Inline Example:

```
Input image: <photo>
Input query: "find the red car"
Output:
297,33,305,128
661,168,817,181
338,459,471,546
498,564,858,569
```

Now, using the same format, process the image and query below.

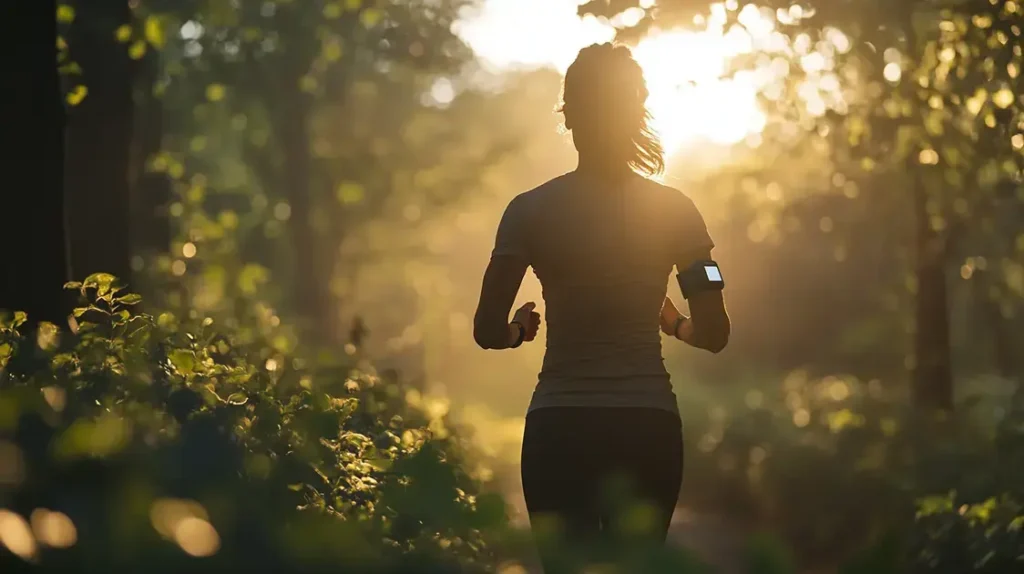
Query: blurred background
2,0,1023,572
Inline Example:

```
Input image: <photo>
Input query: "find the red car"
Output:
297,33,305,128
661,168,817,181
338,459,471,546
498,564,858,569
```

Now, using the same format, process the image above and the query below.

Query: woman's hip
520,406,683,483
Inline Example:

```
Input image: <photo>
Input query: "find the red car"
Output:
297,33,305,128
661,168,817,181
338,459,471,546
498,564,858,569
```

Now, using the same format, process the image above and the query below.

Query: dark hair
559,42,665,177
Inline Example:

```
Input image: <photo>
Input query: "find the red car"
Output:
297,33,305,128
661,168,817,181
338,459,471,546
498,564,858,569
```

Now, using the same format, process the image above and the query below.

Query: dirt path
504,490,749,573
666,508,749,574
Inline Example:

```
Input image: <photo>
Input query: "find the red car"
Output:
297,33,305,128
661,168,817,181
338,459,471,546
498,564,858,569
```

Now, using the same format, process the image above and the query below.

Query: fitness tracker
509,321,526,348
677,260,725,300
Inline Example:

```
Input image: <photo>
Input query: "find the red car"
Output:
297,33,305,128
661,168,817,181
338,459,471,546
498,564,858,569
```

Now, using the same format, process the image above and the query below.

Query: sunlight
632,24,767,153
458,1,772,157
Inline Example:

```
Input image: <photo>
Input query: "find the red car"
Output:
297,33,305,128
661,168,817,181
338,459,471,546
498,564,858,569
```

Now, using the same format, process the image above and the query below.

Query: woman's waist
540,344,667,377
534,373,673,394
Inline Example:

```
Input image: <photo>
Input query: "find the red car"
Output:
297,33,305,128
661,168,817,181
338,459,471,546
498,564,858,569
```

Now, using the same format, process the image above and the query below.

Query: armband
677,260,725,300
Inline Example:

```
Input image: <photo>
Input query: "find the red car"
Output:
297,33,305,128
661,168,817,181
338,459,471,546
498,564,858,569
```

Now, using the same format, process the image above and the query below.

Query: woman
473,43,731,570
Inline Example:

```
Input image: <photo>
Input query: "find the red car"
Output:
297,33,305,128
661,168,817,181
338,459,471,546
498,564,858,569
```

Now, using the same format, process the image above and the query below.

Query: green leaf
117,293,143,306
56,5,75,23
128,40,147,60
368,457,392,472
237,264,269,295
83,273,117,296
168,349,196,375
114,24,132,43
66,85,88,106
144,15,166,49
206,83,226,102
359,8,382,27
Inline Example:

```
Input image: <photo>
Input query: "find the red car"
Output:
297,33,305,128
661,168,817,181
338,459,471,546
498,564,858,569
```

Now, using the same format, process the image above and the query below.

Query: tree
62,0,139,288
0,0,70,326
131,0,497,344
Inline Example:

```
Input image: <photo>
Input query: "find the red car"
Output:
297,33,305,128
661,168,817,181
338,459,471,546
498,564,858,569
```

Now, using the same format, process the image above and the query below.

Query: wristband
509,321,526,348
673,316,687,340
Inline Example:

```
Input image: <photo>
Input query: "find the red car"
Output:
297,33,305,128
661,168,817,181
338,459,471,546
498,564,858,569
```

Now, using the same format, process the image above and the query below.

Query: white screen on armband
704,265,722,282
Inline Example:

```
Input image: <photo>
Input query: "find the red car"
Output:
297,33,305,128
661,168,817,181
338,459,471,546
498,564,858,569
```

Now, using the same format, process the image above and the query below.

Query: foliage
909,493,1024,573
676,371,1024,570
116,0,520,339
0,276,508,572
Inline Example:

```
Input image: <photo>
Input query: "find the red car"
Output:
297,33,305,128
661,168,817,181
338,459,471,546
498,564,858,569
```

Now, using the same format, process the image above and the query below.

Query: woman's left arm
473,256,529,350
474,195,538,350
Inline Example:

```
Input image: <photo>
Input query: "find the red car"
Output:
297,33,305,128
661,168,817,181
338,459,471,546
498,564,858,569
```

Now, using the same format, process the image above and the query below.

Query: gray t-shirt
492,172,715,415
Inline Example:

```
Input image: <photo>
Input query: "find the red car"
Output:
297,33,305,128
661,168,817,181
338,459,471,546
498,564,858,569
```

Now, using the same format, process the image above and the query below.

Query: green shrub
677,371,1024,570
907,493,1024,573
0,275,508,573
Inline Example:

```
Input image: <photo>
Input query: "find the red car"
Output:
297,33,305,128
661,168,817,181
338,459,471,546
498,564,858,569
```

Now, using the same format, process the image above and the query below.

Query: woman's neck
573,155,634,186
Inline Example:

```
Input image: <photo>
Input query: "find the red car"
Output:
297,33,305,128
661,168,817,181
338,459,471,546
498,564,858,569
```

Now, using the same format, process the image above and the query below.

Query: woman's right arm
662,252,730,353
664,192,731,353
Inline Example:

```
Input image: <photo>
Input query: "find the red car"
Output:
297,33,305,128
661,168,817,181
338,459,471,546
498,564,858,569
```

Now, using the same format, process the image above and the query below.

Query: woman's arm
664,191,730,353
473,256,538,349
476,194,541,349
655,294,729,349
662,249,731,353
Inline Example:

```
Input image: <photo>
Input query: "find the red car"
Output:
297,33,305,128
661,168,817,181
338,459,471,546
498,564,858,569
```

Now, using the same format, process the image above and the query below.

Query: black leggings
520,407,683,571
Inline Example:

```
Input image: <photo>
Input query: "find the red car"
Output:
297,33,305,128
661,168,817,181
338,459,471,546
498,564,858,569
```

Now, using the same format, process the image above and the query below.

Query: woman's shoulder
523,173,572,197
506,173,572,209
635,177,702,213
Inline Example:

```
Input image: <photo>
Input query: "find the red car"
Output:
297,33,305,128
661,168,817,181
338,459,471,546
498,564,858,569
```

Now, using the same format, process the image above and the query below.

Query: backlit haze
456,0,771,157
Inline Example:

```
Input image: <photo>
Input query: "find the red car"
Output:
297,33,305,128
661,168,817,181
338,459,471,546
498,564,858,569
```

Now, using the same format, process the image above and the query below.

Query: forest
1,0,1022,572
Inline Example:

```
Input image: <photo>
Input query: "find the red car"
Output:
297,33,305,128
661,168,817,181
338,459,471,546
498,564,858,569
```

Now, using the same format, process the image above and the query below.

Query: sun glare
460,1,849,161
459,1,770,157
631,20,767,154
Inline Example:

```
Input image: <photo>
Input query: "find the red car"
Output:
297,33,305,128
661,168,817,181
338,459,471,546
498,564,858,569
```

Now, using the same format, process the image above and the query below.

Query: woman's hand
512,301,541,342
660,297,695,343
660,297,682,337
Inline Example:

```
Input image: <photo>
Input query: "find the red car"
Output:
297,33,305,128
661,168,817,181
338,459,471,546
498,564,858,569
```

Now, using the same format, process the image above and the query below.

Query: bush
677,371,1024,571
0,275,508,573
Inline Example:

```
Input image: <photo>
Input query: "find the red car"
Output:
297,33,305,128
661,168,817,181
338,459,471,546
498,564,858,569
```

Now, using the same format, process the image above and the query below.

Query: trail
504,492,750,574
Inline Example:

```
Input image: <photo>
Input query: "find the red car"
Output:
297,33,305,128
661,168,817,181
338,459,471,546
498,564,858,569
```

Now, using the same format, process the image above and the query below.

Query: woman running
473,42,731,572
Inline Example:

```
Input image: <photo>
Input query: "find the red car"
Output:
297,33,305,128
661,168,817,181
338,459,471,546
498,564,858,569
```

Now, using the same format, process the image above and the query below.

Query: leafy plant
0,277,508,572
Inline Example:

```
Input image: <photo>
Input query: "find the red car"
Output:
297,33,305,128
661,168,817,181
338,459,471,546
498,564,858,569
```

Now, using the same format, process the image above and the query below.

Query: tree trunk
910,175,954,411
64,0,136,288
0,0,71,326
276,94,334,342
973,269,1023,384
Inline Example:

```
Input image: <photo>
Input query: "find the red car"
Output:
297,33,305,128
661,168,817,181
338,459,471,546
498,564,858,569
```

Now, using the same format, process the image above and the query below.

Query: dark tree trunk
910,175,954,411
271,5,336,343
0,0,71,326
64,0,136,287
973,268,1023,384
276,94,334,341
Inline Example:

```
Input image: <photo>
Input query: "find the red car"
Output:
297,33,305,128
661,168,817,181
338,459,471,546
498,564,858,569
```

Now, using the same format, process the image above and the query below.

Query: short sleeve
491,196,531,263
673,192,715,261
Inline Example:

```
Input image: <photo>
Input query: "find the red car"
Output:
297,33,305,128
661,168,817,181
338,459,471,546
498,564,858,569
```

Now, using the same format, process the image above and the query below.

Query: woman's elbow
473,329,492,350
473,320,500,350
697,320,730,354
704,332,729,354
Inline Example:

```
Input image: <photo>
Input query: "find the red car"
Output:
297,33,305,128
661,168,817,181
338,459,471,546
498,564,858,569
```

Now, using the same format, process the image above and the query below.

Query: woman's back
493,171,714,413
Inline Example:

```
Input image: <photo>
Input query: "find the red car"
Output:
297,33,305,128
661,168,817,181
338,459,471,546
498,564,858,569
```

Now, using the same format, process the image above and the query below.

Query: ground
504,490,750,574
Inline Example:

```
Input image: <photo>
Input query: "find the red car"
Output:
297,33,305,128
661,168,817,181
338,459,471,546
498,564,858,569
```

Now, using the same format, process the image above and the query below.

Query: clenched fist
512,301,541,342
